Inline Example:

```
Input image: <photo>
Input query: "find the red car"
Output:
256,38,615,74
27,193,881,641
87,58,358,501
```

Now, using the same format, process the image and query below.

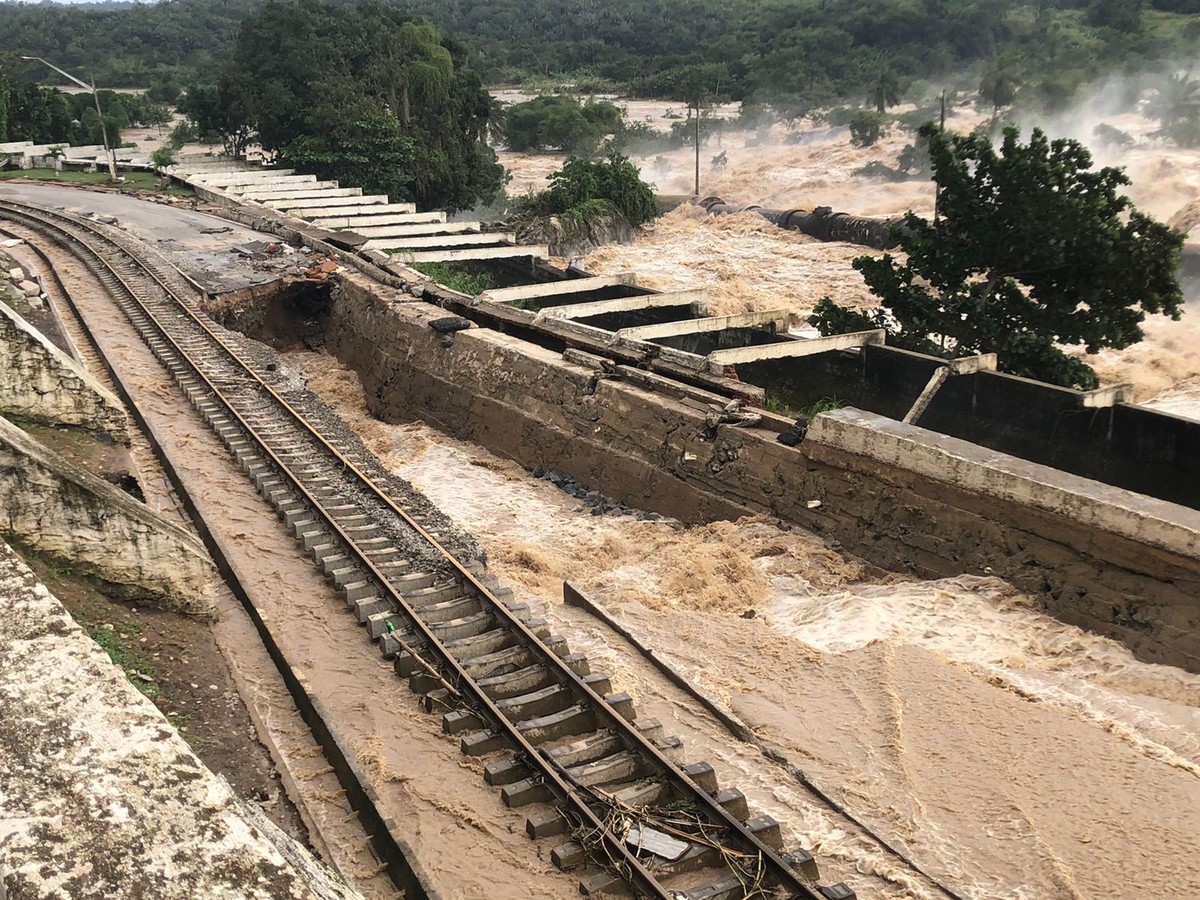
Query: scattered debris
531,467,670,521
200,226,233,235
776,416,809,447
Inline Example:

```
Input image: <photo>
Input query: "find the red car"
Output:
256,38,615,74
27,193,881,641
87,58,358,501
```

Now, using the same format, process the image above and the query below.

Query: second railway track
0,198,855,900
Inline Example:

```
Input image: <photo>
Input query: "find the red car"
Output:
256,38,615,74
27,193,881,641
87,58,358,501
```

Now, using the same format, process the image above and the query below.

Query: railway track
0,198,854,900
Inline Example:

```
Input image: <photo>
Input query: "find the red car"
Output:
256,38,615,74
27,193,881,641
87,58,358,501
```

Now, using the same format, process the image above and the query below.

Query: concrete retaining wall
325,273,1200,671
0,416,217,616
0,299,128,438
738,340,1200,512
0,539,351,900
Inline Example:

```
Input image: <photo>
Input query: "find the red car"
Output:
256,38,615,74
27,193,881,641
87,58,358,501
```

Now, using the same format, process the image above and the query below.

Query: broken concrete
0,416,217,616
0,539,360,900
0,299,129,439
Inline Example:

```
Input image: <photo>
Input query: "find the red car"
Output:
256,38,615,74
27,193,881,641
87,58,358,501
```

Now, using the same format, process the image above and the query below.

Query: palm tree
871,67,901,115
1150,71,1200,131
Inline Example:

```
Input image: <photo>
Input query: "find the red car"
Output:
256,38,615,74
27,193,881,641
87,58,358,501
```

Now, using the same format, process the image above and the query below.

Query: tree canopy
503,95,624,155
186,0,503,211
811,124,1184,390
3,0,1199,113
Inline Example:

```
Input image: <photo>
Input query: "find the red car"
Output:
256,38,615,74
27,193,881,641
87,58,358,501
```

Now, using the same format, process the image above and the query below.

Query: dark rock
429,316,472,335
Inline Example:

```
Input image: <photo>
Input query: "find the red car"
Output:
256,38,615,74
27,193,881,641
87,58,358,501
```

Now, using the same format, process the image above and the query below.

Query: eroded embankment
304,271,1200,673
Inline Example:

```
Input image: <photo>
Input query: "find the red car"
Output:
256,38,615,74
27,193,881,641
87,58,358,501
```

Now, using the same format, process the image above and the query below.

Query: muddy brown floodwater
499,99,1200,417
286,349,1200,900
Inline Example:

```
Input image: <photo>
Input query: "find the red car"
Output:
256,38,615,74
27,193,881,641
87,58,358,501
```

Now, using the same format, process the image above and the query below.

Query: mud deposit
287,349,1200,899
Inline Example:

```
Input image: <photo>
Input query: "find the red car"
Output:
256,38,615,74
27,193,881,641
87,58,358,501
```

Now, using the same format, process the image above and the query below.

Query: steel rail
0,199,822,899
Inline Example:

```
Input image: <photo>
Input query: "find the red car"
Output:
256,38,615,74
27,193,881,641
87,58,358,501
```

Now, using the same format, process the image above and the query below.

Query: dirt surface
0,181,290,293
287,347,1200,900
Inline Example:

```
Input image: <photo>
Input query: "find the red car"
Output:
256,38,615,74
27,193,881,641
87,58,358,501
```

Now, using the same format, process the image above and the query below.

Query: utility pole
21,56,119,183
694,104,700,197
934,89,946,222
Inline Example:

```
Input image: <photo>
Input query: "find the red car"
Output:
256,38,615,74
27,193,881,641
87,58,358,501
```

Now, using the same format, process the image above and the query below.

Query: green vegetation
811,124,1184,390
515,153,659,229
179,0,503,211
410,262,495,296
0,75,170,148
848,110,886,148
503,94,623,155
0,167,192,196
3,0,1200,114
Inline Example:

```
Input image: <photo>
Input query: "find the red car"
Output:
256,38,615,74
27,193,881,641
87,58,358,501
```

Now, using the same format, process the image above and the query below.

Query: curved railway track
0,198,854,900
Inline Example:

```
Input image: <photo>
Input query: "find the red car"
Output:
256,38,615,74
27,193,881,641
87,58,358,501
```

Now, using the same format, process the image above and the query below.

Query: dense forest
1,0,1199,110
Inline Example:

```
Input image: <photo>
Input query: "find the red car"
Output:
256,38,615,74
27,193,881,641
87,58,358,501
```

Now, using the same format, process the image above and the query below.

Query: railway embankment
0,297,129,438
0,538,357,900
0,414,218,616
325,271,1200,672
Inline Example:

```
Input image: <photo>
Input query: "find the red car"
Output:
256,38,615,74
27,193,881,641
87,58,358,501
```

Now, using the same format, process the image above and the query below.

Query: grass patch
763,393,845,419
410,261,496,296
0,167,193,196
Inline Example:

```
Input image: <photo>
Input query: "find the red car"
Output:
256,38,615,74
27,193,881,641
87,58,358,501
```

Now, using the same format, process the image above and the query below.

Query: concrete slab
380,233,516,250
301,206,435,223
0,299,128,437
394,245,548,264
536,289,707,320
194,169,299,185
809,407,1200,558
62,145,106,158
360,225,483,249
308,208,423,228
0,416,217,614
618,309,789,342
269,195,388,210
199,176,319,191
239,187,363,202
704,328,887,369
0,141,34,153
476,274,637,305
0,540,355,900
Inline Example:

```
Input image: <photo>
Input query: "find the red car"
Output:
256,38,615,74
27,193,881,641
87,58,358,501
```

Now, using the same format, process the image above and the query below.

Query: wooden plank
477,274,637,304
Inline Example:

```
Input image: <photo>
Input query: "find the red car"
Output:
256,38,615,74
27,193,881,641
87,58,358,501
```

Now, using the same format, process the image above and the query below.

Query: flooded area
496,96,1200,418
285,349,1200,899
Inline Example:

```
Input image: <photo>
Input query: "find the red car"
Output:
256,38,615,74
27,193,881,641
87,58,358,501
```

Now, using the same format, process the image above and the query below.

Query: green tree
207,0,502,211
979,59,1019,118
518,152,659,229
811,124,1184,389
849,110,885,147
503,95,623,155
868,65,901,114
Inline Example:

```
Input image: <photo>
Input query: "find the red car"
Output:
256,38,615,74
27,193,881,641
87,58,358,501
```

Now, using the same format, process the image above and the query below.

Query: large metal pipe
695,196,904,250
